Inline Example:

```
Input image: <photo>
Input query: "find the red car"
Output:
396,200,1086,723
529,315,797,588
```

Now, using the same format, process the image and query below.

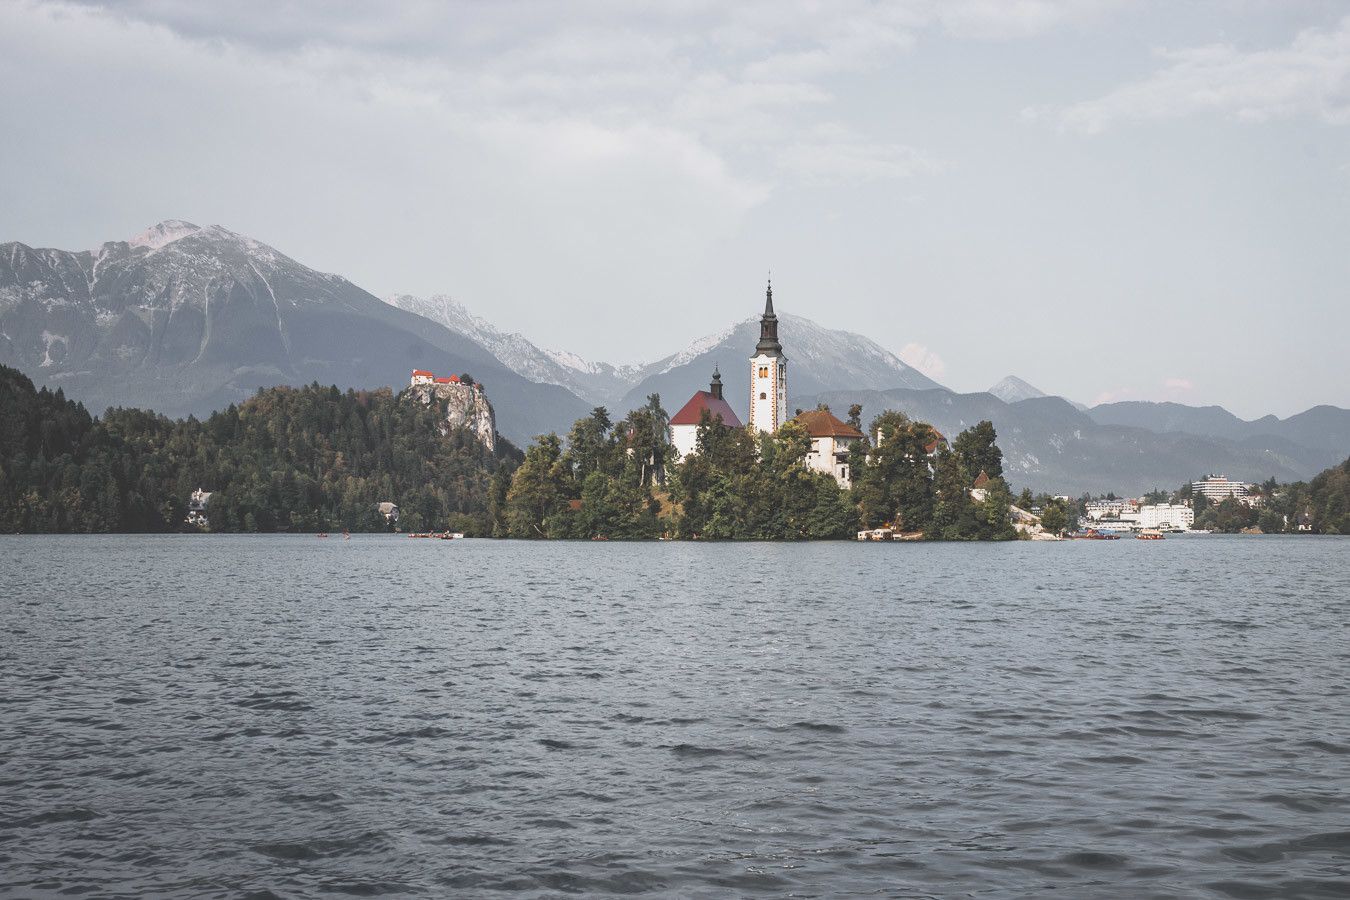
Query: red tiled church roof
793,409,863,439
412,369,434,377
670,391,743,428
973,469,991,488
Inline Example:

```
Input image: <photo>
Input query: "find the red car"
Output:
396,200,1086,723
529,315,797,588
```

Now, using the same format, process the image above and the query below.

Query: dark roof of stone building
794,409,863,439
670,391,743,428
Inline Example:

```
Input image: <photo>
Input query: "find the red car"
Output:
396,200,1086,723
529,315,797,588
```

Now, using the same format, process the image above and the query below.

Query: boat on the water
1070,528,1121,540
1136,529,1164,540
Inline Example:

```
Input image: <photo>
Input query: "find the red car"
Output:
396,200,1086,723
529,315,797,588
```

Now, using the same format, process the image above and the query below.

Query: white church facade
668,368,743,460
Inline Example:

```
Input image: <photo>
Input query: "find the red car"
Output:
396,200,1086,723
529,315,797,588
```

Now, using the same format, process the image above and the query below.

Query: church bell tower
748,279,787,434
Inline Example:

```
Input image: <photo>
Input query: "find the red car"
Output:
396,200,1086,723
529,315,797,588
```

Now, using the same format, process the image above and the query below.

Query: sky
1,0,1347,418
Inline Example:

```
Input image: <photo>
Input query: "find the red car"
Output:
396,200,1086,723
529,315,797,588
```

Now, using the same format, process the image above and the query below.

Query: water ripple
0,533,1347,897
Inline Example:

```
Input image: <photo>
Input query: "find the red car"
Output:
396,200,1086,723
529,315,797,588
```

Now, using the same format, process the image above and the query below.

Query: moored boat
1069,528,1121,540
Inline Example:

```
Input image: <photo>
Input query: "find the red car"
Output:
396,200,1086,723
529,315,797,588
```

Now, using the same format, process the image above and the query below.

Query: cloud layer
2,0,1347,417
1041,16,1350,133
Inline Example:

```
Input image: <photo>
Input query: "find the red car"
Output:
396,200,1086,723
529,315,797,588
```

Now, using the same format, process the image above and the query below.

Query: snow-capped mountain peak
988,375,1047,404
657,319,747,375
127,219,202,250
540,347,641,380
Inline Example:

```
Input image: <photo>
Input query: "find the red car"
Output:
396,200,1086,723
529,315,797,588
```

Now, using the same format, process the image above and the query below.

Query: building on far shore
1192,474,1254,505
668,368,742,460
1085,498,1139,521
186,488,212,529
793,408,864,487
1139,503,1194,531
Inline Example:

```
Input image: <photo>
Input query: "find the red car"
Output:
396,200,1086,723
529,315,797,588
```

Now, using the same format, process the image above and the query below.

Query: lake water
1,535,1347,898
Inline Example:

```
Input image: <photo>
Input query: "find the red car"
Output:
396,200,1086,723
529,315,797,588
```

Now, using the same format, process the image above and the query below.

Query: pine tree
953,420,1003,480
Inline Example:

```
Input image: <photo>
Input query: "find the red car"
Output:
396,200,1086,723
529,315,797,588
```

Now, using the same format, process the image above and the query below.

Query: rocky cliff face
410,381,496,452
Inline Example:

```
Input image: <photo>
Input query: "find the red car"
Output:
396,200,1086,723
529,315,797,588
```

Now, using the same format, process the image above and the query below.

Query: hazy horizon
3,1,1347,418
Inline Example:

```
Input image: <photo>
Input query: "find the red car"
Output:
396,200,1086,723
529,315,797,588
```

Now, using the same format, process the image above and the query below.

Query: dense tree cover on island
501,399,1019,541
0,366,518,534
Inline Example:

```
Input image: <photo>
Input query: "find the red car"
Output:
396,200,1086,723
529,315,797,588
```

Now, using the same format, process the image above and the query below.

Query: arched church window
759,392,767,400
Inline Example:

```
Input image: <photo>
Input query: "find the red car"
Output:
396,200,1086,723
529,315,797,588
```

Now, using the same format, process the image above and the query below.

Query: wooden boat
1136,529,1164,540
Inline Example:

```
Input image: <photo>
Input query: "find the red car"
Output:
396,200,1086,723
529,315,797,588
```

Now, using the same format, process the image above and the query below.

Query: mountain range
386,295,941,413
2,220,1345,492
796,387,1342,496
0,221,589,441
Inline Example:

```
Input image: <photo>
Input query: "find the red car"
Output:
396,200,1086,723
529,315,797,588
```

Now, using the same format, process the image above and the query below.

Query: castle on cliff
408,369,496,452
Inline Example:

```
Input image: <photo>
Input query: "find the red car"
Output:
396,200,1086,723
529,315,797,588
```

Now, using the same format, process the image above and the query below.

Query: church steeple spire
749,275,787,434
756,276,782,356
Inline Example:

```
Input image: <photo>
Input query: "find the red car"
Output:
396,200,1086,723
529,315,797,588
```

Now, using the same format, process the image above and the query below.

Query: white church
668,281,864,486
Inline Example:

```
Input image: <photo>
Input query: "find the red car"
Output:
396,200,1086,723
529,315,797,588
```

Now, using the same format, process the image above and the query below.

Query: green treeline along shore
3,365,1348,538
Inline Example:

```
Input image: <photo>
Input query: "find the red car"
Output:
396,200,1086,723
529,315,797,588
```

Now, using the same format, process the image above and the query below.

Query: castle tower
748,279,787,434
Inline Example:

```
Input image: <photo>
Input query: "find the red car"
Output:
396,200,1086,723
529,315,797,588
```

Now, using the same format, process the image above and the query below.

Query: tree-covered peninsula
0,366,518,534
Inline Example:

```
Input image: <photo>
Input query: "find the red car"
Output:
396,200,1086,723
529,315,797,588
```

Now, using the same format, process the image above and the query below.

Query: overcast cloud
1,0,1346,417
